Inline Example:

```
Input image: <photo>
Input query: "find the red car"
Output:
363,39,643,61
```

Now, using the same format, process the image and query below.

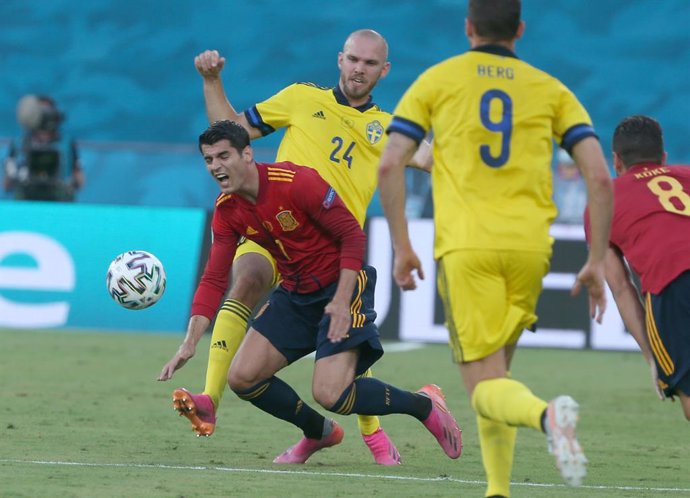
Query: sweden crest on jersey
366,120,384,144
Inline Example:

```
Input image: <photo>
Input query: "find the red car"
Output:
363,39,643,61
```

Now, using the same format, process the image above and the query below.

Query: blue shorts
251,265,383,376
645,270,690,397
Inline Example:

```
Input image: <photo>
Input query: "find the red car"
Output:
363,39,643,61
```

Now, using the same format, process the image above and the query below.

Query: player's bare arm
570,136,614,321
572,137,614,264
195,50,261,139
378,131,425,290
604,246,664,400
325,268,358,343
158,314,211,381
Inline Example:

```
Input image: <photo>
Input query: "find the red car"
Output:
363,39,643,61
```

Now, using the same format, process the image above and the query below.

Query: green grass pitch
1,327,688,497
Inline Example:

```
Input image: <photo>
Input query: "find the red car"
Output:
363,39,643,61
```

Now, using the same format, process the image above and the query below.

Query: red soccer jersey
585,163,690,294
191,161,366,319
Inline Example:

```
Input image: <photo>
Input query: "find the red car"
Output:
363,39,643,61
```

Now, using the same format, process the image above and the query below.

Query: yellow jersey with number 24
246,83,391,227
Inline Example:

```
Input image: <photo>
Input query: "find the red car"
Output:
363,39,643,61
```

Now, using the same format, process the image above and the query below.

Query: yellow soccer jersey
245,83,391,227
388,45,596,259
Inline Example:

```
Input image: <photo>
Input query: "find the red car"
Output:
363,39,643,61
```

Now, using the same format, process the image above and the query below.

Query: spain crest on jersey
366,120,384,144
276,210,299,231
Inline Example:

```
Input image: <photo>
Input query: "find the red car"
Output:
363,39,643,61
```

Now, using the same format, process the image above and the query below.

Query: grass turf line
1,328,688,497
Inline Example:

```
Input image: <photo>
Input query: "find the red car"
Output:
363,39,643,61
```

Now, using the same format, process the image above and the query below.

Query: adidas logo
312,110,326,119
211,340,229,351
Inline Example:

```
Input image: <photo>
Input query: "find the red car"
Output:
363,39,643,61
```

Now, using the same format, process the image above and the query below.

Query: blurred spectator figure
3,95,84,201
553,148,587,224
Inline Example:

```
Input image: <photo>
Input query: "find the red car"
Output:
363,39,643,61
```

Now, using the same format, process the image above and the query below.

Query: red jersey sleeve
293,170,365,272
191,205,239,320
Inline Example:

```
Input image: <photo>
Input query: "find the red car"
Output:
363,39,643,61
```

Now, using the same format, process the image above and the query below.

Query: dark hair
198,120,250,153
612,115,664,168
468,0,521,42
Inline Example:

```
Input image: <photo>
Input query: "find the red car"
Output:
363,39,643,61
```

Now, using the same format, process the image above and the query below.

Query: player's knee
227,365,256,393
312,386,342,411
229,268,272,304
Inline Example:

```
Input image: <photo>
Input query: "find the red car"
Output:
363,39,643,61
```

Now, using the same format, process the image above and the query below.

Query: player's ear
242,144,253,162
612,152,625,175
515,21,525,40
380,61,391,79
662,151,668,165
337,51,344,70
465,18,473,38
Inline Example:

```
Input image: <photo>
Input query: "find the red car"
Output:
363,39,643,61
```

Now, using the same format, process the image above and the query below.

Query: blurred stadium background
0,0,689,342
2,2,690,496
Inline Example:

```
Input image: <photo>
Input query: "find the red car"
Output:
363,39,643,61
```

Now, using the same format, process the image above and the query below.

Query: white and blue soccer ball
106,250,166,310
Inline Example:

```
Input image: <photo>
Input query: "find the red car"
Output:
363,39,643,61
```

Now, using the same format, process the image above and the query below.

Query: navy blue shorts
251,265,383,376
646,270,690,397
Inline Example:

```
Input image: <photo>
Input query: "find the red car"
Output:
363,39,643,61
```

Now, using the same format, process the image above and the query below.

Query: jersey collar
626,162,665,174
470,44,519,59
332,85,376,112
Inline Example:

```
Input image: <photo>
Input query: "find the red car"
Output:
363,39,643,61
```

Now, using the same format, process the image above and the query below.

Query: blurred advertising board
369,218,638,351
0,201,206,333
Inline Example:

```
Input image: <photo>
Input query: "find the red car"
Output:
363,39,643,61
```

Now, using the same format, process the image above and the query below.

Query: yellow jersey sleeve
245,83,302,135
553,83,597,152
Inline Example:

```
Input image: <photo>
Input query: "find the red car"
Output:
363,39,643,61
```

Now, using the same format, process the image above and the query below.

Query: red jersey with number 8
585,163,690,294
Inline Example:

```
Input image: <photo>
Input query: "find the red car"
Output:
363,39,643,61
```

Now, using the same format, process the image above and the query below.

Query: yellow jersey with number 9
388,45,596,259
245,83,391,227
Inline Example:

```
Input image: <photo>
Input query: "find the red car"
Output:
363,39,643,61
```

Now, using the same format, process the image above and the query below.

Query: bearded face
337,33,390,105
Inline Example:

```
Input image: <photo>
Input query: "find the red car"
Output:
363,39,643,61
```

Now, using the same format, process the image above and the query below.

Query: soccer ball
106,250,166,310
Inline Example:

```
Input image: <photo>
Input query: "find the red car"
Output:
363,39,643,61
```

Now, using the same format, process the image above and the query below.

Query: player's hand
194,50,226,78
325,300,351,343
571,259,606,323
157,343,196,381
393,246,424,291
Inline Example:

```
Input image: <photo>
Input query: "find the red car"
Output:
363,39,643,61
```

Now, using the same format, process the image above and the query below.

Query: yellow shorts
235,237,281,287
437,249,550,363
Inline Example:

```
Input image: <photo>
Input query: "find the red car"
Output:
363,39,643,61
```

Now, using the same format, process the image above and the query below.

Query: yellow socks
203,299,251,408
355,368,382,436
471,377,547,432
477,414,516,498
472,378,547,497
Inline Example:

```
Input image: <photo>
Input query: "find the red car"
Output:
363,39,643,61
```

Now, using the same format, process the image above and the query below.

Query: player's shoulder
516,58,570,88
426,51,509,74
264,161,326,203
276,82,332,104
295,81,330,90
284,81,332,94
416,52,502,87
365,103,391,117
433,52,467,68
264,161,301,182
664,164,690,182
215,192,234,208
272,161,325,184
